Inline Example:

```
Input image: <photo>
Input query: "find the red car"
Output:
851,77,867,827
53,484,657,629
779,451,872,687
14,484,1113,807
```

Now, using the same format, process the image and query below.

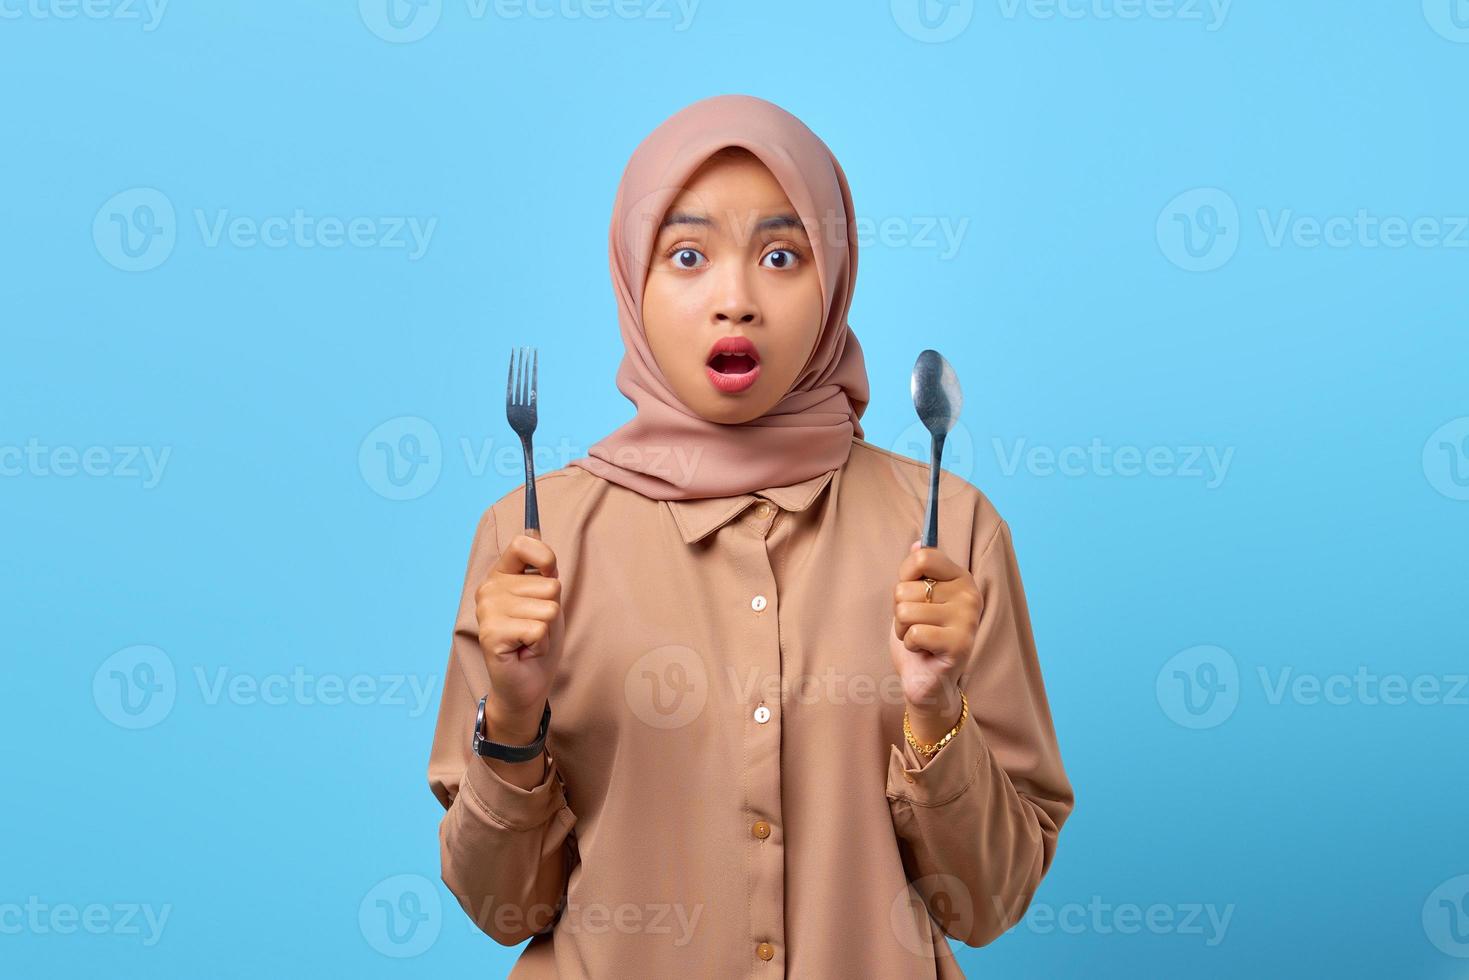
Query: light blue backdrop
3,2,1466,977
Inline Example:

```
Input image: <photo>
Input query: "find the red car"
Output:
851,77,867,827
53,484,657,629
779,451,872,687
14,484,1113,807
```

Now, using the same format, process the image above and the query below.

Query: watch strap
473,696,551,763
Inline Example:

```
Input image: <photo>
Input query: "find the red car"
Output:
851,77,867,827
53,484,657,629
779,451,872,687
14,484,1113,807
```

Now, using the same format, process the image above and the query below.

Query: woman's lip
706,361,761,393
706,336,761,363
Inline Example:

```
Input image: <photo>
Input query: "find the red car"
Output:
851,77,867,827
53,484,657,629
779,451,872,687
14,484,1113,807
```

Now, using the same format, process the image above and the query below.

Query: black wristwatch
473,696,551,763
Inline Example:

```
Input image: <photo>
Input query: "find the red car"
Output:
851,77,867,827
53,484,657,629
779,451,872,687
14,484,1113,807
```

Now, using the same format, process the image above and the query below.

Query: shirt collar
664,468,837,545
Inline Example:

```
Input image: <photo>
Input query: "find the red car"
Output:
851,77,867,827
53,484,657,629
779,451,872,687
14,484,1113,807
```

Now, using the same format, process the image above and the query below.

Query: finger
901,623,960,660
493,533,558,578
897,545,964,584
500,574,561,602
485,617,551,656
500,595,560,623
894,579,955,606
894,600,951,632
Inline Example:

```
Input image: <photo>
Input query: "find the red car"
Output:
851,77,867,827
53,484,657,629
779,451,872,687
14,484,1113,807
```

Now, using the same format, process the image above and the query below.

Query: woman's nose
714,305,758,325
711,268,760,325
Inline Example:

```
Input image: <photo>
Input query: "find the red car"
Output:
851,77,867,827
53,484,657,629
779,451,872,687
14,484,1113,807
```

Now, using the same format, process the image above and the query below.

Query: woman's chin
688,393,772,426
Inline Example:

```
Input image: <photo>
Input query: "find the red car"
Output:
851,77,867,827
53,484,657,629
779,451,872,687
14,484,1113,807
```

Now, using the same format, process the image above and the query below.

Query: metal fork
506,346,542,575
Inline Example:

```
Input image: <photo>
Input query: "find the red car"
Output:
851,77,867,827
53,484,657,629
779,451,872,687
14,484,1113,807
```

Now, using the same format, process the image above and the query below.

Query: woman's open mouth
705,336,762,394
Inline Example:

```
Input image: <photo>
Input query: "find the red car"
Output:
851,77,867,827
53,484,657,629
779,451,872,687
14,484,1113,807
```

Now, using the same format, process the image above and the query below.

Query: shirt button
756,942,775,961
752,820,771,839
751,594,768,612
753,704,771,724
903,772,916,783
755,502,774,519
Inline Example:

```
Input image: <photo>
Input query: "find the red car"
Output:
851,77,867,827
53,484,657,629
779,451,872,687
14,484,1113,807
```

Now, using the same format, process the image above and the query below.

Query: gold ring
922,577,937,602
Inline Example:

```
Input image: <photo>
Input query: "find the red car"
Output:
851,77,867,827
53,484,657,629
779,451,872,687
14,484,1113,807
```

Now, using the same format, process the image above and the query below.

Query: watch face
473,696,489,754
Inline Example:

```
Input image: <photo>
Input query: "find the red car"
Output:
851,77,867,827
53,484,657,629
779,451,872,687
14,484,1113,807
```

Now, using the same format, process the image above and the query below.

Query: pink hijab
567,94,870,501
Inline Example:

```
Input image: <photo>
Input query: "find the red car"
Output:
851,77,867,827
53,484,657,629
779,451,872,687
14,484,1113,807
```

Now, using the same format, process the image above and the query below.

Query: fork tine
530,347,537,405
507,347,515,405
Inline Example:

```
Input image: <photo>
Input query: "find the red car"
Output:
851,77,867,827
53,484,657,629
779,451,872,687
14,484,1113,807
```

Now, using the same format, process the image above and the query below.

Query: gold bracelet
903,690,969,757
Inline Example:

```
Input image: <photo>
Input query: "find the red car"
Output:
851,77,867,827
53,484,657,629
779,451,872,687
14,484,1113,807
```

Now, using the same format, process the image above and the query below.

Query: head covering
567,94,869,501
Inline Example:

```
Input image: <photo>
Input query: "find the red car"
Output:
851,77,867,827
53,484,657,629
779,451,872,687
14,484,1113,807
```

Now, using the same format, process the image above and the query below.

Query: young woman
427,94,1075,979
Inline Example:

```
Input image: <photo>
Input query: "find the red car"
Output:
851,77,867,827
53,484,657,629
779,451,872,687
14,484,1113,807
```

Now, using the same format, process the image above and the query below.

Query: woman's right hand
474,533,564,742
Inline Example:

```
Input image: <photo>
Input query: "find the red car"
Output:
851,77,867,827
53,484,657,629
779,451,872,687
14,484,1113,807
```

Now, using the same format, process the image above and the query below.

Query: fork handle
522,527,543,576
519,434,543,574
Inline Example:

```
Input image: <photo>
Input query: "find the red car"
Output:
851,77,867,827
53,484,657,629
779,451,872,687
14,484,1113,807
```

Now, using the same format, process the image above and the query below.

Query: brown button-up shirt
427,437,1075,979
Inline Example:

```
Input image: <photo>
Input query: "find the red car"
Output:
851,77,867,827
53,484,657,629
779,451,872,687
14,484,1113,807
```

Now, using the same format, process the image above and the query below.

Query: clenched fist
474,532,565,744
889,539,983,753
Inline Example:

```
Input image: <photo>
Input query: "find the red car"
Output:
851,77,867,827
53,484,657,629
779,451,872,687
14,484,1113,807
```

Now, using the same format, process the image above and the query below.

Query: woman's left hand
890,539,983,748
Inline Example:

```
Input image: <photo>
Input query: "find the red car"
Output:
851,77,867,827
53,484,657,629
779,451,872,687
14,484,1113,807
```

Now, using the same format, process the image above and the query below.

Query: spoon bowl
910,349,964,548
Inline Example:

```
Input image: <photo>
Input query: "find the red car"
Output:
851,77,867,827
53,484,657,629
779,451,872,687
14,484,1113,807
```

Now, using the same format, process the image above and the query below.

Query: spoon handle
922,432,946,548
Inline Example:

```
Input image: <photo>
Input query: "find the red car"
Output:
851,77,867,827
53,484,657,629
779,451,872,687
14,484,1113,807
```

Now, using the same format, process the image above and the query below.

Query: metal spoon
910,349,963,549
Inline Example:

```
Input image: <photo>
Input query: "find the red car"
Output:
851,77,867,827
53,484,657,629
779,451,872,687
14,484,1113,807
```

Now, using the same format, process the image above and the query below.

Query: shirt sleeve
885,512,1076,948
426,504,579,946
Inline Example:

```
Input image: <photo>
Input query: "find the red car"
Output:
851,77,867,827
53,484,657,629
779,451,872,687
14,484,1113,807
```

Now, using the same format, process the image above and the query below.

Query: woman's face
642,148,824,425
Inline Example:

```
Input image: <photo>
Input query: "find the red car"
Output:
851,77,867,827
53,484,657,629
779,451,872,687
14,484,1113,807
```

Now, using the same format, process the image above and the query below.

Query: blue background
3,1,1467,976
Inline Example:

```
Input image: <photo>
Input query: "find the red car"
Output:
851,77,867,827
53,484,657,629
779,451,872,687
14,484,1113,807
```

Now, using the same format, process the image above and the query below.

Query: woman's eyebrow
659,212,712,230
657,212,807,234
755,214,804,233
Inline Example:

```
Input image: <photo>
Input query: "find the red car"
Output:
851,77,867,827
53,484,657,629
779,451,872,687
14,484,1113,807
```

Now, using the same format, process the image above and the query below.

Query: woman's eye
761,248,799,270
671,247,707,269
